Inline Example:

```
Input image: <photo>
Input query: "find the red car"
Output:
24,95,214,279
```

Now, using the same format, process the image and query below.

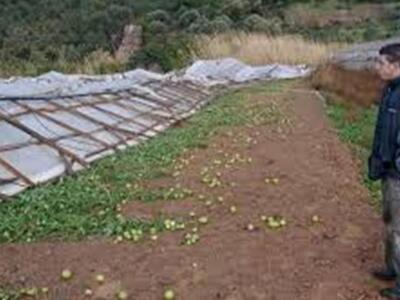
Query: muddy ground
0,84,387,299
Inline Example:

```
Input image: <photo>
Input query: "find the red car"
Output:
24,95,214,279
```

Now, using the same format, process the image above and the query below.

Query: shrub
187,16,211,33
337,27,365,43
242,14,283,34
146,9,171,24
222,0,261,19
215,15,234,27
223,0,251,21
178,9,201,28
362,20,390,41
148,20,169,34
207,16,234,33
128,36,192,72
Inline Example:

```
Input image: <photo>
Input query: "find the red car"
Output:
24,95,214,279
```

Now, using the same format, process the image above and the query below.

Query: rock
333,36,400,70
115,24,143,62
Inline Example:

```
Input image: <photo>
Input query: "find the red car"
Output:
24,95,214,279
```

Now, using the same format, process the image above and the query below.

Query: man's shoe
380,287,400,299
373,269,397,281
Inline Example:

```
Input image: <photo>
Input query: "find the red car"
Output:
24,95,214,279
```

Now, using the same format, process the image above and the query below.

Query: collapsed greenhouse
0,58,310,198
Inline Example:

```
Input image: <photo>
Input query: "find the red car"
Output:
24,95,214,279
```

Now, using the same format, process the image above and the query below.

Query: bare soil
0,85,387,300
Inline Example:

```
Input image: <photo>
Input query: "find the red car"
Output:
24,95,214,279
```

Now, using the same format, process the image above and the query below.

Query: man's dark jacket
369,76,400,181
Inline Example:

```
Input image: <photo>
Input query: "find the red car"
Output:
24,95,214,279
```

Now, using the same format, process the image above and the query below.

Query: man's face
375,55,400,81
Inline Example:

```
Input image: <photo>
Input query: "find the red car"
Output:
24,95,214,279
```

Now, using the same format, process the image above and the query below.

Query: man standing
369,43,400,299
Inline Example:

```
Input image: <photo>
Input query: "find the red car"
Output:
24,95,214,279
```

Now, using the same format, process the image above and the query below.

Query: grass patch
326,99,381,206
0,81,287,243
0,288,19,300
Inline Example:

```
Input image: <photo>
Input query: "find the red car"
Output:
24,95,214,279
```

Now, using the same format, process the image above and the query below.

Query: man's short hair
380,43,400,64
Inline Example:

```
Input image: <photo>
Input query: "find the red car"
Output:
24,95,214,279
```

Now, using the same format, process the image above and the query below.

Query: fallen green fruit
61,269,73,280
123,231,132,240
84,289,93,297
25,288,38,296
164,289,175,300
198,217,208,224
117,291,129,300
96,274,105,284
115,236,123,244
268,221,280,228
247,224,255,231
312,215,320,223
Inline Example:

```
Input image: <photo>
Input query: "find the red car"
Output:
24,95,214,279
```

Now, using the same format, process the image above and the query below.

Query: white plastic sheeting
0,69,164,98
183,58,310,85
0,59,310,198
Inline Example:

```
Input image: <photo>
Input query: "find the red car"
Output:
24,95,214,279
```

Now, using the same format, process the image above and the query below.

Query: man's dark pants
382,177,400,284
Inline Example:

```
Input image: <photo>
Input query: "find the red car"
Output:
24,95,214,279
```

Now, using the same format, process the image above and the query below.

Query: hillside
0,0,399,76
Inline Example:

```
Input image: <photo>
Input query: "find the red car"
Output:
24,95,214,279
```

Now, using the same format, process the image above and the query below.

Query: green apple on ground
117,290,129,300
61,269,73,280
164,289,175,300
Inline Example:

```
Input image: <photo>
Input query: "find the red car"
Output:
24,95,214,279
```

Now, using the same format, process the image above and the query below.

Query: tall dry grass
192,32,343,66
74,50,124,75
0,50,124,78
311,64,382,107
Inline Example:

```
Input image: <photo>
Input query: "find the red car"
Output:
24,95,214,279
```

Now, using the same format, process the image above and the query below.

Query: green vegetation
128,35,193,72
0,81,286,243
326,100,381,205
302,19,400,44
0,0,399,76
0,288,19,300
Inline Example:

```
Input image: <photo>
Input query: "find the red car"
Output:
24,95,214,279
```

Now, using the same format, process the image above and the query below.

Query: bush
222,0,262,19
187,16,211,33
178,9,201,28
242,14,283,35
362,20,390,41
215,15,234,27
146,9,171,24
204,16,235,33
336,27,365,43
223,0,251,21
128,36,192,72
147,20,169,34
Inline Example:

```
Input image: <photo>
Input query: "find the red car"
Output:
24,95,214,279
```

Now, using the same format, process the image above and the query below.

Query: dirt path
0,84,386,299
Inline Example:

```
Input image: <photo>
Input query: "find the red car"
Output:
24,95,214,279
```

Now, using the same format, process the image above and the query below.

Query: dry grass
311,64,382,107
0,50,125,77
75,50,123,75
192,32,343,66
